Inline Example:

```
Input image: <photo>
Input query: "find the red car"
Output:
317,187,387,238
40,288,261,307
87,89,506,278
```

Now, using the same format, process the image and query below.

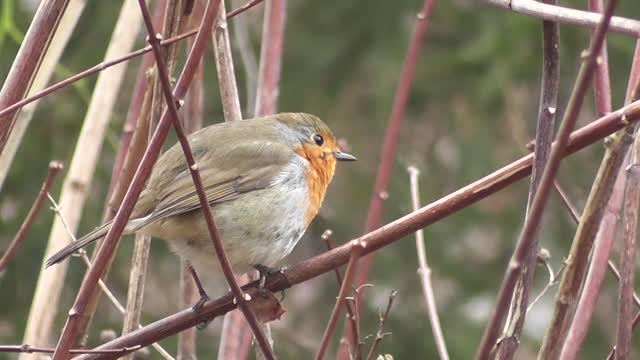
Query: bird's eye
313,134,324,146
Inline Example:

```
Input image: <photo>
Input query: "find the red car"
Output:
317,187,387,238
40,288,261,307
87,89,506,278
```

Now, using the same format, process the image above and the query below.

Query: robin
46,113,356,299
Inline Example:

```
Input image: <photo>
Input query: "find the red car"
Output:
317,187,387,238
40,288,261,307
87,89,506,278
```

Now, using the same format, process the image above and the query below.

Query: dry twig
0,161,63,274
407,166,449,360
365,290,398,360
478,0,618,357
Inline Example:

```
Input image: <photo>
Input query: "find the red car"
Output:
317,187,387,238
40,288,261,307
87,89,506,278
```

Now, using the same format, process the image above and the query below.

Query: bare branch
49,0,223,357
365,290,398,360
316,240,365,360
0,161,63,274
75,97,640,358
345,0,437,356
480,0,640,37
408,166,449,360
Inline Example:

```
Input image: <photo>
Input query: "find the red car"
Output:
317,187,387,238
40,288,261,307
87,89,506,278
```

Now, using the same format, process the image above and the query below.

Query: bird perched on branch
46,113,356,299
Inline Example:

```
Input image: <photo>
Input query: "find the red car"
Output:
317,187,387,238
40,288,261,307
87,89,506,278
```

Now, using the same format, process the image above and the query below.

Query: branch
559,37,640,360
316,241,364,360
478,0,619,356
75,97,640,359
495,0,560,355
480,0,640,37
0,161,62,274
0,344,141,355
408,166,449,360
0,0,70,154
365,290,398,360
49,0,222,357
344,0,437,356
254,0,286,116
136,0,275,358
0,0,266,120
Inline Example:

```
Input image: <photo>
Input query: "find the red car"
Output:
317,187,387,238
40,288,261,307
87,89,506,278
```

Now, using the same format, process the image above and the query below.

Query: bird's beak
334,151,357,161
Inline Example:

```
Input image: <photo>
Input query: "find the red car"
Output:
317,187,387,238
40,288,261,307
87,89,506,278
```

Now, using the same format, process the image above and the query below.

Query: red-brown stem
614,160,640,359
316,240,365,360
73,98,640,359
559,39,640,360
589,0,612,117
481,0,640,37
178,10,204,359
0,0,70,154
0,161,63,273
344,1,436,356
0,345,141,355
254,0,286,116
50,1,222,358
477,1,618,357
408,167,449,360
321,230,359,345
495,1,560,356
136,0,275,358
553,181,640,308
227,0,264,18
0,0,264,120
365,290,398,360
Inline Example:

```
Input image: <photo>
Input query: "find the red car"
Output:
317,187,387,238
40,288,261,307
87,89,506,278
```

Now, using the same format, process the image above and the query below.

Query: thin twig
481,0,640,37
526,253,565,313
345,1,437,357
212,0,242,122
0,161,63,274
227,0,264,18
0,0,266,120
47,194,175,360
321,230,359,347
365,290,398,360
0,344,142,355
559,38,640,360
0,1,85,190
254,0,286,116
50,0,222,357
407,166,449,360
478,0,619,357
73,97,640,358
136,0,276,358
0,0,70,153
589,0,612,117
316,240,365,360
231,0,259,116
615,137,640,360
24,0,146,351
178,7,204,359
122,3,185,358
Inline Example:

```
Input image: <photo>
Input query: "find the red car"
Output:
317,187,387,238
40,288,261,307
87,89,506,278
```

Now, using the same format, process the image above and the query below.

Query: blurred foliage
1,0,640,359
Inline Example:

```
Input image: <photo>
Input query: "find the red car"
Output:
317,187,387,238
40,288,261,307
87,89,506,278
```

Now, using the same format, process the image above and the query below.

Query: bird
46,113,356,293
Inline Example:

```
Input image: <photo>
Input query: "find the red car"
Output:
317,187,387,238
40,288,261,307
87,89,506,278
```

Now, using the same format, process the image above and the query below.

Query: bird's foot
253,264,285,290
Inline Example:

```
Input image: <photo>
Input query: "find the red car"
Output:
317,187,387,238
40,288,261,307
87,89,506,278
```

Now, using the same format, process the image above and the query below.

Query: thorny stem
408,166,449,360
50,0,222,357
0,161,63,274
72,97,640,359
477,0,619,357
136,0,275,358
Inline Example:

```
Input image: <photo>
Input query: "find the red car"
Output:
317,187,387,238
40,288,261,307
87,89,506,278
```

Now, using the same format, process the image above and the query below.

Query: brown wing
138,140,294,225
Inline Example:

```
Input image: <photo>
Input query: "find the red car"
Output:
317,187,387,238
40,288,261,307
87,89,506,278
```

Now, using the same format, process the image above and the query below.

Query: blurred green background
2,0,640,358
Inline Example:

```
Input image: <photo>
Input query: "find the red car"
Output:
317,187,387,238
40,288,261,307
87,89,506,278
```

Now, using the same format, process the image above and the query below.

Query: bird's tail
45,220,114,268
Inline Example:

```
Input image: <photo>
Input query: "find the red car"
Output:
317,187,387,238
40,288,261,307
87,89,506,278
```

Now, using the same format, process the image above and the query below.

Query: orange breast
295,143,337,225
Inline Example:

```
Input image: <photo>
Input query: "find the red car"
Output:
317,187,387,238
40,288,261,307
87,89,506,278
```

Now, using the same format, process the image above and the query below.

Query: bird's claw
192,294,212,329
253,264,285,289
